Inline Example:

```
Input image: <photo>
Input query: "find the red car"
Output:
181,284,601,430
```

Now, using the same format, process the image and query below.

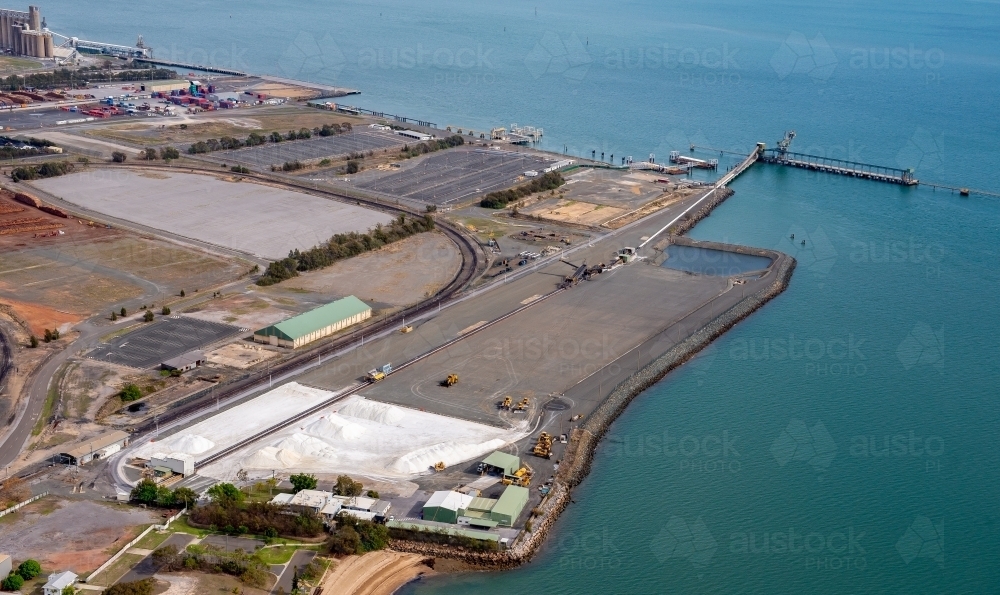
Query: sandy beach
319,551,435,595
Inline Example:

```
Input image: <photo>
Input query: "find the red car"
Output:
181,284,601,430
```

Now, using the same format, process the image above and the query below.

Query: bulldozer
441,374,459,387
532,432,554,459
499,395,512,410
514,397,530,412
502,466,532,487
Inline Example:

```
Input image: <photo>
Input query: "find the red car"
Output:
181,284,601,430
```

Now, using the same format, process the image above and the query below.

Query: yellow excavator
533,432,554,458
441,374,459,387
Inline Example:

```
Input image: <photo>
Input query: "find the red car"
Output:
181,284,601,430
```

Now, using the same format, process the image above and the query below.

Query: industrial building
0,5,53,58
397,129,431,141
423,490,474,524
60,430,129,466
161,350,205,373
253,296,371,348
422,485,529,528
149,453,195,478
271,490,392,523
481,451,520,477
0,554,10,580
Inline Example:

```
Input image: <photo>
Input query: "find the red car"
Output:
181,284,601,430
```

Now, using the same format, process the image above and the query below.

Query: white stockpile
135,381,526,481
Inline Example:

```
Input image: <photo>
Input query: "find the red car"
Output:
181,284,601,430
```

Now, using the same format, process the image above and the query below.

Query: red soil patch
0,297,81,335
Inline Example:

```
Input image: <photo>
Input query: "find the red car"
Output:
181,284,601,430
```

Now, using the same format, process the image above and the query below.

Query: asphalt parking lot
88,316,243,369
355,148,554,205
205,129,404,170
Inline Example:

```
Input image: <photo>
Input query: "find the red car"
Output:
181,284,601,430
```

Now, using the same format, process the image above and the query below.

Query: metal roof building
490,485,529,527
60,430,129,466
423,490,475,524
253,296,371,348
482,451,520,476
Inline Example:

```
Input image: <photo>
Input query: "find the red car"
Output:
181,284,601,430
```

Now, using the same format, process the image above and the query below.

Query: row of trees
399,134,465,159
151,543,269,588
186,122,354,155
10,160,74,182
256,214,436,286
102,578,155,595
130,479,198,508
140,146,180,161
0,66,176,91
480,171,565,209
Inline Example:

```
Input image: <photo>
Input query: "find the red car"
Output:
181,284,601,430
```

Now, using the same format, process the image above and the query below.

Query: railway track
69,163,487,438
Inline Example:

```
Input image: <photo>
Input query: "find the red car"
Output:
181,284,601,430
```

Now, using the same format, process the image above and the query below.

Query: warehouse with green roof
253,295,371,348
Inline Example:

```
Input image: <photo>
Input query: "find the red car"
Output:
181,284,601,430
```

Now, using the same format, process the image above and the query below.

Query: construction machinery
532,432,554,459
499,396,513,410
441,374,459,387
433,461,445,471
400,325,413,333
502,465,532,487
514,397,530,412
367,363,392,382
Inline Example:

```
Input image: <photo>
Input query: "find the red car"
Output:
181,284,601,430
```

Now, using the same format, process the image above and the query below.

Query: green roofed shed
253,296,371,348
482,451,520,476
490,485,529,527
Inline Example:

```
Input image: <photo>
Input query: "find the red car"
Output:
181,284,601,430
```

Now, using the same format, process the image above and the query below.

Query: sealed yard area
88,316,242,369
32,170,394,259
300,261,729,427
353,148,555,205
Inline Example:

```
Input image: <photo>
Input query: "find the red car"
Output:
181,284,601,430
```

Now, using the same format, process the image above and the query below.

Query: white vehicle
524,170,539,177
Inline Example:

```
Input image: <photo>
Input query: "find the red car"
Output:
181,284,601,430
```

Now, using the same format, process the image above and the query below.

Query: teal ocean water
44,0,1000,591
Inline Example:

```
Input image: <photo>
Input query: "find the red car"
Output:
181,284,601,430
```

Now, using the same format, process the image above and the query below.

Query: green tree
155,486,175,507
160,146,180,160
130,478,158,504
111,311,117,321
143,310,154,322
172,487,197,508
103,578,155,595
334,475,363,497
1,573,23,591
62,585,76,595
43,328,52,342
17,559,41,580
179,289,185,297
141,148,158,160
324,525,361,555
288,473,317,493
120,383,143,402
366,489,379,499
207,483,245,506
161,306,171,315
111,151,127,163
121,307,127,317
345,160,359,174
29,334,38,348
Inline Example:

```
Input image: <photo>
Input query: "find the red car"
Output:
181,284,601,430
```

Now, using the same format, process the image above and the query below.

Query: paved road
272,549,316,595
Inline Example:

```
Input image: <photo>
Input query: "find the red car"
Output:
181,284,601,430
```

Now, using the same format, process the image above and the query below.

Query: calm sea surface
44,1,1000,591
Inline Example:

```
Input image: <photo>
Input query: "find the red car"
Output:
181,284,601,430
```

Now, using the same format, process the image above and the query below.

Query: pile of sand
388,438,508,475
242,446,301,469
168,434,215,455
274,433,339,459
337,398,405,425
302,415,365,441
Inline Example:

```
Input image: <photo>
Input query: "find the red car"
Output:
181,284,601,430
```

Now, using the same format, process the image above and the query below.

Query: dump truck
441,374,459,387
367,363,392,382
533,432,554,458
500,396,512,410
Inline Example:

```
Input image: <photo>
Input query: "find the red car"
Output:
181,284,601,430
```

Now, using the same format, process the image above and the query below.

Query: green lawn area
90,553,144,587
134,529,170,550
165,515,208,537
254,545,320,565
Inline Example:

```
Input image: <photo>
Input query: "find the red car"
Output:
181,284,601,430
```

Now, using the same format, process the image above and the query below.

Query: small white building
396,129,431,141
286,489,331,514
42,571,77,595
149,453,195,477
0,554,11,581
